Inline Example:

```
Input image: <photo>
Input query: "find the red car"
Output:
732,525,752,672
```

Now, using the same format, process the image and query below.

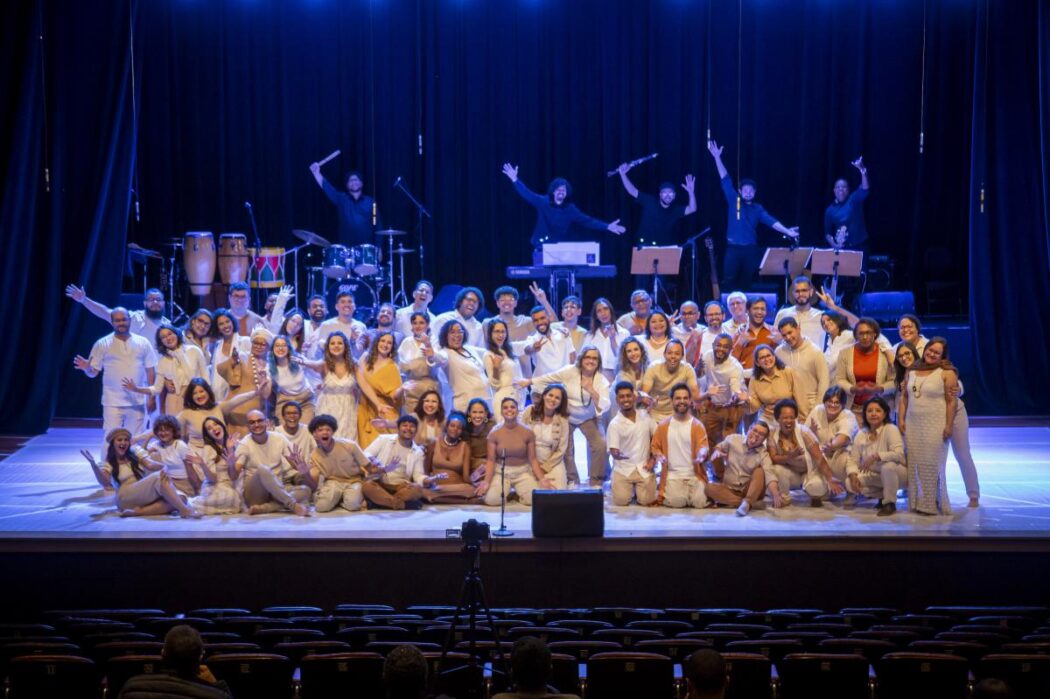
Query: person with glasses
804,386,859,496
834,317,895,418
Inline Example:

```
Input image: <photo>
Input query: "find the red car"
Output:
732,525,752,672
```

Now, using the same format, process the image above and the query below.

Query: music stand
760,247,813,304
810,248,864,302
630,246,682,311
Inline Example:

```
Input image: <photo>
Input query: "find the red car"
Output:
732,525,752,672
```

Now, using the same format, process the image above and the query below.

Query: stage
1,422,1048,616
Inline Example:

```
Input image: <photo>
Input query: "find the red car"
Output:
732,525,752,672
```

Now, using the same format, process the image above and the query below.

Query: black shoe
877,502,896,517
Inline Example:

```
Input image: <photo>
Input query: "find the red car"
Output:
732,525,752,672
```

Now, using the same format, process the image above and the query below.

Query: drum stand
163,242,188,321
284,243,309,308
393,248,409,306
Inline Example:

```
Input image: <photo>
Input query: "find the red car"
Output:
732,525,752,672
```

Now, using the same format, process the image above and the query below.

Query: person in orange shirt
731,296,779,378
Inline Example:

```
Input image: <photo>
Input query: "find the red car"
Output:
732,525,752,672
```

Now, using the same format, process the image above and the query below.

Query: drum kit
128,227,415,323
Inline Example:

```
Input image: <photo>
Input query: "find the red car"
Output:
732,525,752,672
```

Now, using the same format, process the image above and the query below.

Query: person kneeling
706,420,772,517
291,414,372,512
362,415,436,510
479,398,548,507
232,410,312,516
846,397,907,516
765,399,844,508
653,383,710,509
608,382,658,506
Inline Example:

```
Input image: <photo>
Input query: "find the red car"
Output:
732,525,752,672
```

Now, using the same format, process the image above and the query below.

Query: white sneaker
736,501,751,517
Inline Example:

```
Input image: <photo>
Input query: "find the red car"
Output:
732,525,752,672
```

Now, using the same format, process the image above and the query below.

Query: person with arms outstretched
616,163,697,247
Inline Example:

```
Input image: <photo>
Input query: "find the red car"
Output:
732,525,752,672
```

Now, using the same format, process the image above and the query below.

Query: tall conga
183,232,216,296
248,247,286,289
218,233,249,284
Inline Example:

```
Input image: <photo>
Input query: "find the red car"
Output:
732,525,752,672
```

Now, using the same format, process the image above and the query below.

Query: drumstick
317,150,341,167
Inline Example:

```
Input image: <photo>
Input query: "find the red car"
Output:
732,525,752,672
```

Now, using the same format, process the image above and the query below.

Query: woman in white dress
434,320,492,412
300,331,359,440
821,311,854,378
122,324,208,417
900,338,958,515
268,335,316,425
209,309,249,401
186,417,244,515
523,383,571,489
584,297,630,383
484,319,525,409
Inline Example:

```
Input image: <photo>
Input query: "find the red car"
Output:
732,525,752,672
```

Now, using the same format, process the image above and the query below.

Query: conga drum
183,232,216,296
218,233,249,284
248,247,286,289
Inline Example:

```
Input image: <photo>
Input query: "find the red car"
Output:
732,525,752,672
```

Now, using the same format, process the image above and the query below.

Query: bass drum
325,277,378,324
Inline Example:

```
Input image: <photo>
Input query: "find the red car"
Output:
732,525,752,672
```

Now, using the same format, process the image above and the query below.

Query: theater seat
547,640,622,662
104,653,163,697
6,655,98,698
720,652,773,699
875,652,969,699
206,652,294,699
777,653,870,699
299,651,385,698
976,654,1050,699
584,651,675,699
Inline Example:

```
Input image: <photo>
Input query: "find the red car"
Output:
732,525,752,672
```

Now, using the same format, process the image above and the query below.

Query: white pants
950,403,980,499
484,465,539,506
664,477,708,509
315,479,364,512
102,405,147,459
848,463,908,504
768,465,828,503
826,450,850,481
540,464,568,490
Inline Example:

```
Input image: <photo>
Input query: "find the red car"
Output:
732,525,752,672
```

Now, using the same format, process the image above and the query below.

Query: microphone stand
393,178,431,285
683,227,710,303
245,202,263,309
492,447,513,537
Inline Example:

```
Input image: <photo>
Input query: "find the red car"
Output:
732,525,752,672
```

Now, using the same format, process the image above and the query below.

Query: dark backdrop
1,0,1047,432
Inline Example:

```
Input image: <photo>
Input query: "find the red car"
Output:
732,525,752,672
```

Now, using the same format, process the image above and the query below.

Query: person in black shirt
309,163,384,246
824,156,870,251
502,163,626,257
616,162,697,246
707,140,799,292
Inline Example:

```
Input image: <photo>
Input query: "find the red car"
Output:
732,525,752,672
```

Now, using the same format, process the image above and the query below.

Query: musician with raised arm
707,140,799,291
308,162,383,246
616,162,697,247
824,157,871,252
502,163,626,260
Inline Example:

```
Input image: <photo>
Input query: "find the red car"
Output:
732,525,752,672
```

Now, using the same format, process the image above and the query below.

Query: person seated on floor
608,382,658,506
119,624,232,698
422,411,479,504
765,399,845,508
231,409,312,517
290,414,373,513
845,396,907,517
479,397,548,507
493,635,580,699
706,419,772,517
652,384,710,509
134,415,200,498
275,400,315,463
683,648,728,699
804,386,858,498
362,415,435,510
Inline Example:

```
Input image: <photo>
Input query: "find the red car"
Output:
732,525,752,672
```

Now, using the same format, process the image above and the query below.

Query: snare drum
183,232,216,296
248,247,286,289
217,233,249,284
323,244,350,279
325,278,378,324
349,244,381,276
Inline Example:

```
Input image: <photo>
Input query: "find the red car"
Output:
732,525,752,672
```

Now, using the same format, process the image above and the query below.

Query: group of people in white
67,272,977,520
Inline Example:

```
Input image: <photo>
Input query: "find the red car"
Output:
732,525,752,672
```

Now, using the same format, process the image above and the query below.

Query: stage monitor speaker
532,489,604,538
856,291,916,325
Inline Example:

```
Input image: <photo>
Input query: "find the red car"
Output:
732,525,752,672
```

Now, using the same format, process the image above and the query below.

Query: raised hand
279,284,293,297
79,449,98,467
65,284,86,302
607,219,626,235
501,163,519,182
73,355,91,373
707,140,724,158
489,353,503,369
851,156,866,173
309,162,321,176
529,282,548,304
531,336,549,353
682,174,695,193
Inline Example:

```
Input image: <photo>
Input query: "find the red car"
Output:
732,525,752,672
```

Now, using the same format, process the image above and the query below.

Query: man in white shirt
774,276,826,350
233,410,311,516
696,301,728,358
608,382,658,506
276,401,315,463
707,420,773,516
431,286,485,347
723,291,749,335
652,385,710,509
524,305,574,377
672,301,704,369
774,317,830,417
364,303,404,351
361,415,437,509
74,307,158,457
395,280,436,340
227,282,268,337
66,284,170,342
319,290,368,358
700,333,747,447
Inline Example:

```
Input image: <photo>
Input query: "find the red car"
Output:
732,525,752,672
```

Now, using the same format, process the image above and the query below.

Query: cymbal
391,246,416,255
376,229,407,237
292,228,331,247
127,243,162,260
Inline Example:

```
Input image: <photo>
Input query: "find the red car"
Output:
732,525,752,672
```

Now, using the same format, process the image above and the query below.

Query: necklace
911,369,937,398
442,434,461,448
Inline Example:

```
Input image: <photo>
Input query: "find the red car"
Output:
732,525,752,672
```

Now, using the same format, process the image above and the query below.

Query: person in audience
135,415,199,497
699,333,747,448
397,311,441,414
276,400,315,462
465,397,497,478
804,386,858,493
835,317,895,418
640,338,701,421
422,411,477,503
268,335,316,425
356,331,403,448
637,310,672,362
747,345,807,424
774,317,829,417
394,280,436,340
608,382,658,506
707,420,771,517
821,311,853,377
82,428,200,518
186,417,243,515
774,275,827,349
523,305,574,377
362,415,434,510
617,289,652,335
653,384,710,509
846,396,907,516
683,648,728,699
731,296,778,378
584,297,630,383
215,327,271,435
382,643,430,699
493,635,580,699
479,397,547,505
527,346,611,487
765,399,844,507
232,410,311,516
293,414,372,513
119,624,232,698
523,384,572,489
486,318,527,408
434,319,492,412
894,313,929,354
432,286,485,347
177,378,260,449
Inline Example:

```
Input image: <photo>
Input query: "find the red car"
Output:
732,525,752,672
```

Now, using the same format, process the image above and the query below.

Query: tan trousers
315,479,364,512
847,463,908,504
611,470,657,506
565,418,608,485
116,472,174,510
362,480,424,509
483,465,539,506
243,466,311,513
663,477,709,508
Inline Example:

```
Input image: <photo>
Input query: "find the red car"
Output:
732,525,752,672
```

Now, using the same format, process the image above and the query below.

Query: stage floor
1,425,1049,552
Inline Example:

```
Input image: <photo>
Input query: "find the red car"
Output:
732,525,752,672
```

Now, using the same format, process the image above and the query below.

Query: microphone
135,198,140,222
393,176,402,189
